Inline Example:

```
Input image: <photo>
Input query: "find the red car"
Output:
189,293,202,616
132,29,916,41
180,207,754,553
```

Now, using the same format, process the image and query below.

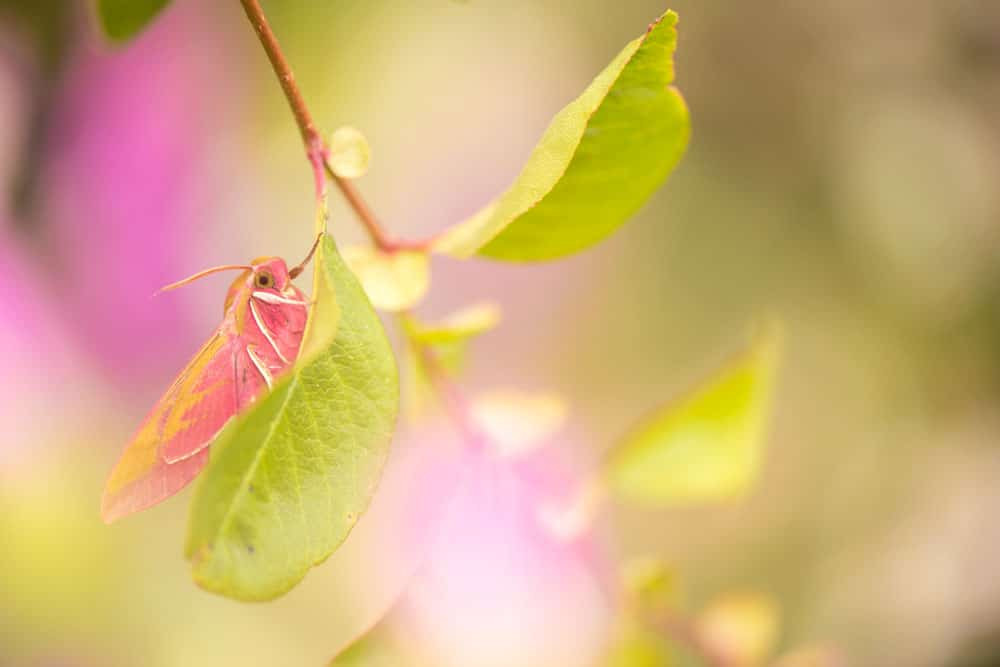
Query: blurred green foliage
607,324,780,505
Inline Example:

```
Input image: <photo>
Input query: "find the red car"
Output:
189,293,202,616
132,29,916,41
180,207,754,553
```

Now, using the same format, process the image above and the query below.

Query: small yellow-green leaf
606,325,781,505
342,246,430,312
406,302,502,344
622,557,682,616
328,126,371,179
434,11,689,261
401,305,499,419
471,389,568,457
185,234,399,600
603,622,674,667
329,624,406,667
94,0,170,43
696,593,781,666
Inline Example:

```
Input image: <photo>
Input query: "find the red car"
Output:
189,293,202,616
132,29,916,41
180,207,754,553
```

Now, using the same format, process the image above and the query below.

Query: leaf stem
238,0,434,252
417,342,484,447
398,312,483,446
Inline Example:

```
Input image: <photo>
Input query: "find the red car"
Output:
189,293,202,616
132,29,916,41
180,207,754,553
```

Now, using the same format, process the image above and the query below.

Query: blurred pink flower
0,227,80,464
358,425,615,667
40,6,239,384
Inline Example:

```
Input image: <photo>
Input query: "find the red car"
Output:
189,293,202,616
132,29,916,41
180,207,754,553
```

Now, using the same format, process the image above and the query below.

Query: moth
101,239,319,523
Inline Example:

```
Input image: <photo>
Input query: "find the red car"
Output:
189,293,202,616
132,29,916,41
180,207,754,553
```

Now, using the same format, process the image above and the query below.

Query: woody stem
238,0,430,252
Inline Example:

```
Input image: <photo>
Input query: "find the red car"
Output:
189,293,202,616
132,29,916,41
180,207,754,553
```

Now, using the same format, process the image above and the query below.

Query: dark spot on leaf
247,544,255,554
248,484,255,494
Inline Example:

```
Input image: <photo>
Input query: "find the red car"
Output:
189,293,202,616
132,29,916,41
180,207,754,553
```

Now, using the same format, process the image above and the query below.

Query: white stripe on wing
249,298,290,365
253,290,307,306
246,346,273,389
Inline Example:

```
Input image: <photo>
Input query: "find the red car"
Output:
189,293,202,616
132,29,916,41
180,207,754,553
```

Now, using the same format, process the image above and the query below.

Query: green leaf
342,246,430,312
434,11,689,261
328,126,371,179
405,302,501,344
186,234,399,600
606,324,781,505
94,0,170,43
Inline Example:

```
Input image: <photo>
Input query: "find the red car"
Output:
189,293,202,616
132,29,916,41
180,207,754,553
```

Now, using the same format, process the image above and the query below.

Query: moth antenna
289,234,323,279
156,264,253,295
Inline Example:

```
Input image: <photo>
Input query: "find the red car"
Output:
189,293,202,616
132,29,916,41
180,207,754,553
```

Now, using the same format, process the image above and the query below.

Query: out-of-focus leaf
329,620,406,667
695,592,781,666
342,246,430,312
406,302,501,344
328,126,371,179
401,306,499,419
186,234,399,601
471,389,568,457
434,11,689,261
622,557,682,616
402,337,469,420
606,324,781,505
94,0,170,43
603,623,673,667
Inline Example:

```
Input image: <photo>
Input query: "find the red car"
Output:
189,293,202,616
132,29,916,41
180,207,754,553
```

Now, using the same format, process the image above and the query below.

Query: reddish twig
415,341,484,447
238,0,435,252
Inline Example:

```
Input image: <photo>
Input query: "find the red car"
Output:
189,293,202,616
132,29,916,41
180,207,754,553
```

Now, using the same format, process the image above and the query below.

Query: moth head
250,257,291,292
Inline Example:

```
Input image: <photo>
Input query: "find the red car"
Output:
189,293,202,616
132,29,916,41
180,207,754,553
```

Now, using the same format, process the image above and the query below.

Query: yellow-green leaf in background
342,246,430,312
329,625,407,667
185,234,399,601
401,305,500,419
434,11,689,261
328,126,371,179
606,324,781,505
405,302,501,344
94,0,170,43
622,557,682,617
603,622,674,667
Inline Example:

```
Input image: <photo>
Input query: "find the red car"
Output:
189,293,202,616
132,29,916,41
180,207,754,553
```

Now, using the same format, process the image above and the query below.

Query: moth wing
232,342,271,411
101,329,239,523
246,288,309,364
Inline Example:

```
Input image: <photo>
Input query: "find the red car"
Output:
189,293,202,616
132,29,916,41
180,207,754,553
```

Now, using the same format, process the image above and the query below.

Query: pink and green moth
101,239,320,523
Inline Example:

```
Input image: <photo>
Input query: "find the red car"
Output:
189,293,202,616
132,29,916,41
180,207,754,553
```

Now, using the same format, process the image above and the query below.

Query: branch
238,0,325,197
238,0,432,252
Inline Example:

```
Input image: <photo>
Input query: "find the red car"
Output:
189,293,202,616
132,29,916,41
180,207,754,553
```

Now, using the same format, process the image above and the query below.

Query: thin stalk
238,0,434,252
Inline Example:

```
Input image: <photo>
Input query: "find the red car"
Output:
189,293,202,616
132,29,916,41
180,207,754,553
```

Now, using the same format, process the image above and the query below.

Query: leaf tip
94,0,172,44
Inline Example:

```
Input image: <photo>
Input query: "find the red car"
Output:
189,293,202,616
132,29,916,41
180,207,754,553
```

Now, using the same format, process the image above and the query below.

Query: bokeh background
2,1,1000,665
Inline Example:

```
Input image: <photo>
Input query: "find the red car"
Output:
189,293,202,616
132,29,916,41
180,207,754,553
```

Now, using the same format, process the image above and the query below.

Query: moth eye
254,271,274,288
